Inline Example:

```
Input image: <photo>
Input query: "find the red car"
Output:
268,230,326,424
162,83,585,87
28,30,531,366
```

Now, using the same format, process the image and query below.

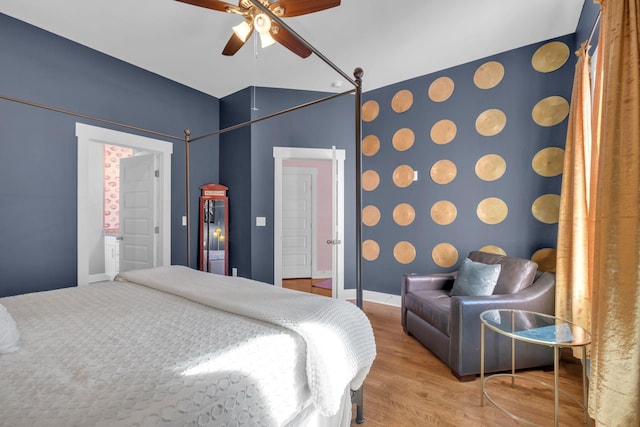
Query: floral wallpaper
103,144,133,235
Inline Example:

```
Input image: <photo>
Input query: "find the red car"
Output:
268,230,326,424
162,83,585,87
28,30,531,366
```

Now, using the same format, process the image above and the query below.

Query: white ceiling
0,0,585,98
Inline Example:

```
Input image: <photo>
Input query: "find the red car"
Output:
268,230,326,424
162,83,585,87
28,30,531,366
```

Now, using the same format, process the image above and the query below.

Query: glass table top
480,309,591,347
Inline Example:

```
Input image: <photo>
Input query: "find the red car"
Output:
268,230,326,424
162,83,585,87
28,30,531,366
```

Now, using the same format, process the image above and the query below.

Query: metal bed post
184,129,192,268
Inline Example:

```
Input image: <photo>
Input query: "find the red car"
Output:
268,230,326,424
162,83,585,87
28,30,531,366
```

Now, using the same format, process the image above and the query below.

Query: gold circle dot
430,119,457,145
394,241,416,264
531,248,557,272
393,203,416,226
474,61,505,89
430,160,457,185
532,41,570,73
479,245,507,256
532,96,570,127
476,109,507,136
391,89,414,113
362,239,380,261
430,201,457,225
392,165,415,188
362,205,381,227
362,170,380,191
432,243,458,268
392,128,415,152
532,147,565,177
477,197,509,224
362,100,380,122
532,194,560,224
428,77,455,102
475,154,507,181
362,135,381,157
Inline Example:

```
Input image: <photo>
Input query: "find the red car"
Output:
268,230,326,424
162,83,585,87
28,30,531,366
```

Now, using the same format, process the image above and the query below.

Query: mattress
0,266,376,426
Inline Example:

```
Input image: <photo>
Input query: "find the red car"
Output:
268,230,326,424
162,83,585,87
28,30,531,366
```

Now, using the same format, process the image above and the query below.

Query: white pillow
0,303,20,354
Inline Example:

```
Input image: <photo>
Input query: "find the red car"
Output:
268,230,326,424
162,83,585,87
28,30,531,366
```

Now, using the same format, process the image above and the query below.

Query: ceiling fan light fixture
259,30,276,48
232,20,252,42
253,13,271,34
253,13,275,48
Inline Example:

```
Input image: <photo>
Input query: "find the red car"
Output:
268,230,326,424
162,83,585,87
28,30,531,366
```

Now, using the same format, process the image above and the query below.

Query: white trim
339,289,402,307
273,146,345,298
76,123,173,285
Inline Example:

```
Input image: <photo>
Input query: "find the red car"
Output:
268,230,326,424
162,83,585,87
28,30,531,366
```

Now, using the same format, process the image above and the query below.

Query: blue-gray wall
220,87,355,286
0,14,219,297
360,35,575,295
1,1,601,298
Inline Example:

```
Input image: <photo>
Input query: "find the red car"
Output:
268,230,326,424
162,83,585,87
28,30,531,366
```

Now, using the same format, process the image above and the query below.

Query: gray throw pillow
450,258,501,297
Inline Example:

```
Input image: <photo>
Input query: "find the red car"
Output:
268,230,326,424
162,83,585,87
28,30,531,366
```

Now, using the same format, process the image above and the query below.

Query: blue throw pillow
450,258,501,297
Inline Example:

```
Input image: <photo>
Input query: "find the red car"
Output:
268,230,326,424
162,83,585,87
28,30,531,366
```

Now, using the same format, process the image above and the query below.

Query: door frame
76,123,173,285
273,146,345,298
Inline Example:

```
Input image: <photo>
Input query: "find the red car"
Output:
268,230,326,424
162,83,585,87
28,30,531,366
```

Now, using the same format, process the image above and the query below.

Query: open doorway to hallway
273,146,345,298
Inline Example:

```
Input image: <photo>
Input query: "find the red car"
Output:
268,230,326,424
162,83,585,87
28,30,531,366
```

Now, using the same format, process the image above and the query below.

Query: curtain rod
587,10,602,48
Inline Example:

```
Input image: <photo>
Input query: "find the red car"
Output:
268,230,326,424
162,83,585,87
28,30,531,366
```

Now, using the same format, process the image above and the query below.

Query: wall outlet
181,215,187,226
413,170,419,181
232,267,238,277
256,216,266,227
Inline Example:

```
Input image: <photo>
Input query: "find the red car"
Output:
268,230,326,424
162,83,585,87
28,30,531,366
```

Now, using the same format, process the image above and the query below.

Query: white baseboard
338,289,401,307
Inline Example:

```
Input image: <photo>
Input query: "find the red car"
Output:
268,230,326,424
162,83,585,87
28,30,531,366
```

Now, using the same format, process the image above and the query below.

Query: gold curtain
556,43,594,354
589,0,640,424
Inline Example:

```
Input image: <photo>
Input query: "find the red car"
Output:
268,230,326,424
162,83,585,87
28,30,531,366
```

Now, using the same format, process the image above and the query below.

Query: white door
273,147,345,298
77,124,173,285
119,154,157,272
282,168,313,278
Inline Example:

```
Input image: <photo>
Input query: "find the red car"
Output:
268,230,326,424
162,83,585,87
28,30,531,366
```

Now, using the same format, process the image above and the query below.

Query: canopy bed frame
0,0,367,422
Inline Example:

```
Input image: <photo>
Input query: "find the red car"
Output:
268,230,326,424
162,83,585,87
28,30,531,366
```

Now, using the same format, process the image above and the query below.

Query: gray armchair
401,251,555,381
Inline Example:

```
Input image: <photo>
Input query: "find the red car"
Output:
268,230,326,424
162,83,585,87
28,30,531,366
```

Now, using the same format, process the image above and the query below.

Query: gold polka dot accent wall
391,90,414,113
362,100,380,122
430,119,457,145
474,61,505,89
392,128,415,152
428,77,455,102
359,37,568,279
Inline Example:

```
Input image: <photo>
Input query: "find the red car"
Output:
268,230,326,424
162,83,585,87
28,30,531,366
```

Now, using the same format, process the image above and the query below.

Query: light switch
182,216,187,226
413,170,419,181
256,216,266,227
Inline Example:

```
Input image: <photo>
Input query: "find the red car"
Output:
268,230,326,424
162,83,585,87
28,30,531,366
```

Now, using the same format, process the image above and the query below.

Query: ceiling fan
176,0,341,58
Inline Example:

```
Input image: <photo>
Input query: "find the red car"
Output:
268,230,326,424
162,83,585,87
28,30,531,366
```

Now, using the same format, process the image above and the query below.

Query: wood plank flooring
350,301,594,427
283,278,332,297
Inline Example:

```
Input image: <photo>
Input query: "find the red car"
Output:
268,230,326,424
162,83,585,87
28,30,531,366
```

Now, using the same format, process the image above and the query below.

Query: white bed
0,265,376,426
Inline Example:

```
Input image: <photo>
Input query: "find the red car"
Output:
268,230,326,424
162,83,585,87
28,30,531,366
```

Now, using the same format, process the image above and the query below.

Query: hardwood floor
350,301,593,427
283,278,332,297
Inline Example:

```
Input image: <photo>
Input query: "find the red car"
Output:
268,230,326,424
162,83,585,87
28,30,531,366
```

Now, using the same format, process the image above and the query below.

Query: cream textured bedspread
0,266,376,426
117,266,377,417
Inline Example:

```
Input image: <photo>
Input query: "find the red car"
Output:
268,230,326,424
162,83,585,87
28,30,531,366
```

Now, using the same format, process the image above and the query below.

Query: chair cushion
468,251,538,294
450,258,501,297
404,290,451,336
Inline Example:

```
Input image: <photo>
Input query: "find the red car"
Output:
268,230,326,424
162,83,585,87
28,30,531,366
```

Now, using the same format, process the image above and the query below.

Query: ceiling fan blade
270,0,340,17
222,29,252,56
175,0,237,13
270,24,312,58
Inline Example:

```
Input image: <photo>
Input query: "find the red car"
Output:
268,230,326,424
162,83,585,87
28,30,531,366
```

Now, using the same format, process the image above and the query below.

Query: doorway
273,147,345,298
76,123,173,285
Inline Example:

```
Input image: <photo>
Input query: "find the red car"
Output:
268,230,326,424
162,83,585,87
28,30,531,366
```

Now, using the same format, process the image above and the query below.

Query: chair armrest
401,273,456,333
449,272,556,376
401,273,456,297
